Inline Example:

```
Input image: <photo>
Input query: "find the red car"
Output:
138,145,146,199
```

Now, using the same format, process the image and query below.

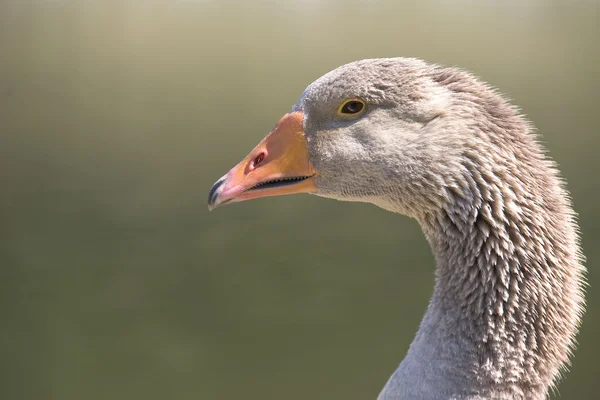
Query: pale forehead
294,58,433,110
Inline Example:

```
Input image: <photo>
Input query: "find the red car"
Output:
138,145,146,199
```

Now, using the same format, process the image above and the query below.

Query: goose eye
338,99,366,116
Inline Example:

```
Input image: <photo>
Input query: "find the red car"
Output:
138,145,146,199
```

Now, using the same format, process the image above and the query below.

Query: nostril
251,152,266,169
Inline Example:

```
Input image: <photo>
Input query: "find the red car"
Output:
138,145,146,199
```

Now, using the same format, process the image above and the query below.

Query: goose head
207,58,585,399
209,58,468,218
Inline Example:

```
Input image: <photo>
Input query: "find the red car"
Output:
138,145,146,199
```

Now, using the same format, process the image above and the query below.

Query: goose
207,58,585,400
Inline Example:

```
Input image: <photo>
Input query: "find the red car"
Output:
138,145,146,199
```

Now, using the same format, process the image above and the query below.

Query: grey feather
294,58,585,400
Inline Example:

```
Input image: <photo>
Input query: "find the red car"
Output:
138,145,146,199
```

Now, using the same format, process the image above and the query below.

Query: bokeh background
1,0,598,399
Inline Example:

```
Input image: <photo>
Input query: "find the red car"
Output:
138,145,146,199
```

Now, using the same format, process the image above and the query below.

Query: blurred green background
1,0,598,399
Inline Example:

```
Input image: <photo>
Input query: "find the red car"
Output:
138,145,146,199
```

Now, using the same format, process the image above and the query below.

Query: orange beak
208,112,317,210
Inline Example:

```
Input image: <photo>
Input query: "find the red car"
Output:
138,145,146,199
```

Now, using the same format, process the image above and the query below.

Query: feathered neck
378,111,584,400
